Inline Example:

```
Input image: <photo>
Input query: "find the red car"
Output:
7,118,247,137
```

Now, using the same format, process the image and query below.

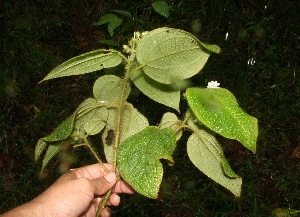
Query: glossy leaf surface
118,127,176,198
102,103,149,163
43,114,75,142
159,112,182,141
186,87,257,153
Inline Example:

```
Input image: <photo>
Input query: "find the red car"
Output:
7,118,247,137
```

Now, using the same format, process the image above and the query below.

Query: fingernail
104,172,116,183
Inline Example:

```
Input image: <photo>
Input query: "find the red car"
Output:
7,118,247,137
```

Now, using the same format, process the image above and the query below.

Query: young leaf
93,75,131,104
73,98,109,135
199,41,221,54
118,126,176,199
159,112,182,141
186,87,258,153
152,1,170,18
43,113,75,142
130,64,180,111
136,27,212,84
35,139,47,161
110,10,132,18
99,40,120,48
92,14,122,36
102,103,149,163
41,142,62,171
187,131,242,197
40,49,122,82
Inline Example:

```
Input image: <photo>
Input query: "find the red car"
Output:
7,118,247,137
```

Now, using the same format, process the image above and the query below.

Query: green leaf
35,139,47,161
102,103,149,163
221,156,240,178
159,112,182,141
40,49,122,82
41,142,62,171
93,75,131,104
130,64,180,111
74,98,109,135
199,41,221,54
110,10,132,18
93,14,122,36
136,27,212,84
186,87,258,153
152,1,170,18
118,126,176,199
99,40,120,47
43,113,75,142
187,130,242,197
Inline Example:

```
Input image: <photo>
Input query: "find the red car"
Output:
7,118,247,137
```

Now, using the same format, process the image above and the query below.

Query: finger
69,163,114,180
93,172,117,195
114,179,135,194
100,207,111,217
109,193,120,206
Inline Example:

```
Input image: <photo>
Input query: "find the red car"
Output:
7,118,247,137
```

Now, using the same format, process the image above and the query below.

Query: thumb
93,172,117,196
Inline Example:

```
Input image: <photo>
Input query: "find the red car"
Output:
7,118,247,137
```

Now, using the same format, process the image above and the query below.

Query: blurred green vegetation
0,0,299,216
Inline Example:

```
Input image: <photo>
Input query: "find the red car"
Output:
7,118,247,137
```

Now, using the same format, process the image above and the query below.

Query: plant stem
83,137,108,173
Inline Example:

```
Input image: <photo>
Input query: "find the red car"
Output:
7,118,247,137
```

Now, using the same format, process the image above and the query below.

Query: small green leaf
159,112,182,141
93,14,119,26
186,87,258,153
93,14,122,37
221,156,240,178
41,142,62,171
136,27,212,84
130,64,180,111
35,139,47,161
199,41,221,53
152,1,170,18
107,17,122,37
93,75,131,104
118,126,176,199
187,131,242,197
40,49,122,82
102,103,149,163
43,114,75,142
74,98,108,135
110,10,132,18
99,40,120,47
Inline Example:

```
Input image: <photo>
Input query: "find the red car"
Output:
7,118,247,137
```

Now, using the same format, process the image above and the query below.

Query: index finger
70,163,114,180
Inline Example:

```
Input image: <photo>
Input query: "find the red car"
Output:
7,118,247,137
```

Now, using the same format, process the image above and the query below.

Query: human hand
1,163,133,217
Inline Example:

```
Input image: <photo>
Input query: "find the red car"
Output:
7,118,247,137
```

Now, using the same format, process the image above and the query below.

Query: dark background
0,0,299,216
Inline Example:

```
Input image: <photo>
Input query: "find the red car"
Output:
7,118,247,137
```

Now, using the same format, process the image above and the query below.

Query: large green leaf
43,113,75,142
93,75,131,104
40,49,122,82
136,27,213,84
187,130,242,197
118,126,176,199
186,87,258,153
130,64,180,111
102,103,149,163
